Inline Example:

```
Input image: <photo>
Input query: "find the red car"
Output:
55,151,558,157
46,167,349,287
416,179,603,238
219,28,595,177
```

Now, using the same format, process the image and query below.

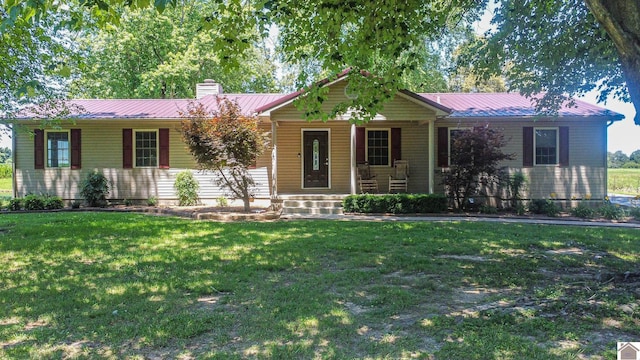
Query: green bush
629,207,640,220
8,198,22,211
479,205,498,214
528,199,560,217
23,194,45,210
0,164,12,178
147,196,158,207
598,203,626,220
80,171,110,207
570,203,595,219
42,195,64,210
343,194,447,214
174,171,200,206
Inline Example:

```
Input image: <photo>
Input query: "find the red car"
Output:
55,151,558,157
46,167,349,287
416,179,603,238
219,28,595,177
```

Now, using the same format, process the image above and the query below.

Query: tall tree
0,7,78,122
608,150,629,168
3,0,640,124
460,0,640,124
71,4,279,99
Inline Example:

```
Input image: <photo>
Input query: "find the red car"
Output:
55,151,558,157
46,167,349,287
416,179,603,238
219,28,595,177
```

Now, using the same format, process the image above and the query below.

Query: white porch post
350,123,357,194
428,120,435,194
271,121,278,199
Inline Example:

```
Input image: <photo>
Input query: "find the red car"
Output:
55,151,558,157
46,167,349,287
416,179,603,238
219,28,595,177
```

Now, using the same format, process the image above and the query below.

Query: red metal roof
66,94,284,119
419,93,623,119
21,90,621,121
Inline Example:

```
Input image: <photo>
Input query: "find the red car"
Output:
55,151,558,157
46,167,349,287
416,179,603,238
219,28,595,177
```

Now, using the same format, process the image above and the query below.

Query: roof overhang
255,69,452,119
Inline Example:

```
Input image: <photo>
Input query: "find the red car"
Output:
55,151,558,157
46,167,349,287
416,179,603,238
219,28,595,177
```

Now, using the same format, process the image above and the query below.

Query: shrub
343,194,447,214
23,194,45,210
570,203,595,219
528,199,560,217
174,170,200,206
505,172,527,209
80,171,110,207
0,163,12,178
8,198,22,211
479,205,498,214
123,198,134,206
42,195,64,210
147,196,158,207
216,196,229,208
71,201,82,209
598,203,626,220
629,207,640,220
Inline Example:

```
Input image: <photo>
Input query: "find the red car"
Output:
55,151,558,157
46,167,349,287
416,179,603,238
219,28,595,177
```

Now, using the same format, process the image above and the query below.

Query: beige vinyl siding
274,121,432,194
272,82,436,122
434,118,608,200
14,120,272,203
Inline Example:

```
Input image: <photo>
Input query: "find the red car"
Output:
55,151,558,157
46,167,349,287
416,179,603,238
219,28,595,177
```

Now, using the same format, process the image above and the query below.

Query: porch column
350,123,357,194
428,120,435,194
271,121,278,199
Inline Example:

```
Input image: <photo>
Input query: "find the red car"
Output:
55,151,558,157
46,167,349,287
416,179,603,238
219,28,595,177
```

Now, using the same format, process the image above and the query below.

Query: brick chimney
196,79,223,99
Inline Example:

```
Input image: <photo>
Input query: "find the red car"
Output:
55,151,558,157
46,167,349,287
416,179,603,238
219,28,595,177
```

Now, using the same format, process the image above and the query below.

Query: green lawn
0,177,11,194
0,213,638,359
609,168,640,195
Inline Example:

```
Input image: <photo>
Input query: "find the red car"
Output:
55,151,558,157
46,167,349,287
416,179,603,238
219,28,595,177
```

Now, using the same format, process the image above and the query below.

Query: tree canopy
2,0,639,124
71,4,280,99
460,0,639,124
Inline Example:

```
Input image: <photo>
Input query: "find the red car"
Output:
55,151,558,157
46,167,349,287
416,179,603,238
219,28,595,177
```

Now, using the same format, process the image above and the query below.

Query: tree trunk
585,0,640,125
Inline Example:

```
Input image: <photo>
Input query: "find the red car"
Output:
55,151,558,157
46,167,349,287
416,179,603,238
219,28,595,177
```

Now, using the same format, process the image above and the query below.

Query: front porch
269,121,441,198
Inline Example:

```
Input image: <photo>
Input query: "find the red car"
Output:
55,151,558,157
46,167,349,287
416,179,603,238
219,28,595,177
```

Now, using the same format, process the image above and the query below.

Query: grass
0,213,639,359
609,168,640,195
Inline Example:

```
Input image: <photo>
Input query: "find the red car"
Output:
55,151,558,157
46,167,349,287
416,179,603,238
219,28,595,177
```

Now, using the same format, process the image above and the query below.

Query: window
535,128,558,165
367,129,389,166
46,131,70,168
135,130,158,167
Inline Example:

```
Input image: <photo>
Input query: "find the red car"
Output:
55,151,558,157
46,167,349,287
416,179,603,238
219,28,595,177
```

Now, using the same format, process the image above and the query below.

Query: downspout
350,123,356,194
428,120,435,194
11,124,16,199
271,120,278,201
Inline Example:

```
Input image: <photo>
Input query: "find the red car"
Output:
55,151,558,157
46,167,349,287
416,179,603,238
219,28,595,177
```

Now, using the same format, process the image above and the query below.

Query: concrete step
279,194,347,201
281,197,345,216
282,200,344,208
282,206,344,215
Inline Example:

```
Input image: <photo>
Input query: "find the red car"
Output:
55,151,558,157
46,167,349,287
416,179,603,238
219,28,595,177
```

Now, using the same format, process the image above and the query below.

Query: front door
303,130,329,188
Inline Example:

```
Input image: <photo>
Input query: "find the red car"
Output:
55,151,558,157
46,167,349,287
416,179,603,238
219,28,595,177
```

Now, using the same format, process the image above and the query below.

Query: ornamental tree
179,97,269,212
443,125,515,211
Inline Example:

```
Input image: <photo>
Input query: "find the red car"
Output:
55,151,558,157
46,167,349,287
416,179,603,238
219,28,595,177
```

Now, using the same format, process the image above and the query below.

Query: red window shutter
391,128,401,164
523,127,534,167
70,129,81,169
159,128,170,169
34,129,45,169
559,126,569,167
123,129,133,169
437,127,448,167
356,127,365,163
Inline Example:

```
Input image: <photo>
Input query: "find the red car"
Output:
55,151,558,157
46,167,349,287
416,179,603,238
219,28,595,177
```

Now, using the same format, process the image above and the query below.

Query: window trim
44,130,71,168
365,128,391,167
133,129,159,168
534,127,559,166
448,127,471,166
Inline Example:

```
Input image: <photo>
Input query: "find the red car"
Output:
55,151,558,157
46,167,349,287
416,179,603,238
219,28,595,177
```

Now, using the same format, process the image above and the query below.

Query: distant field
0,177,11,195
608,168,640,195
